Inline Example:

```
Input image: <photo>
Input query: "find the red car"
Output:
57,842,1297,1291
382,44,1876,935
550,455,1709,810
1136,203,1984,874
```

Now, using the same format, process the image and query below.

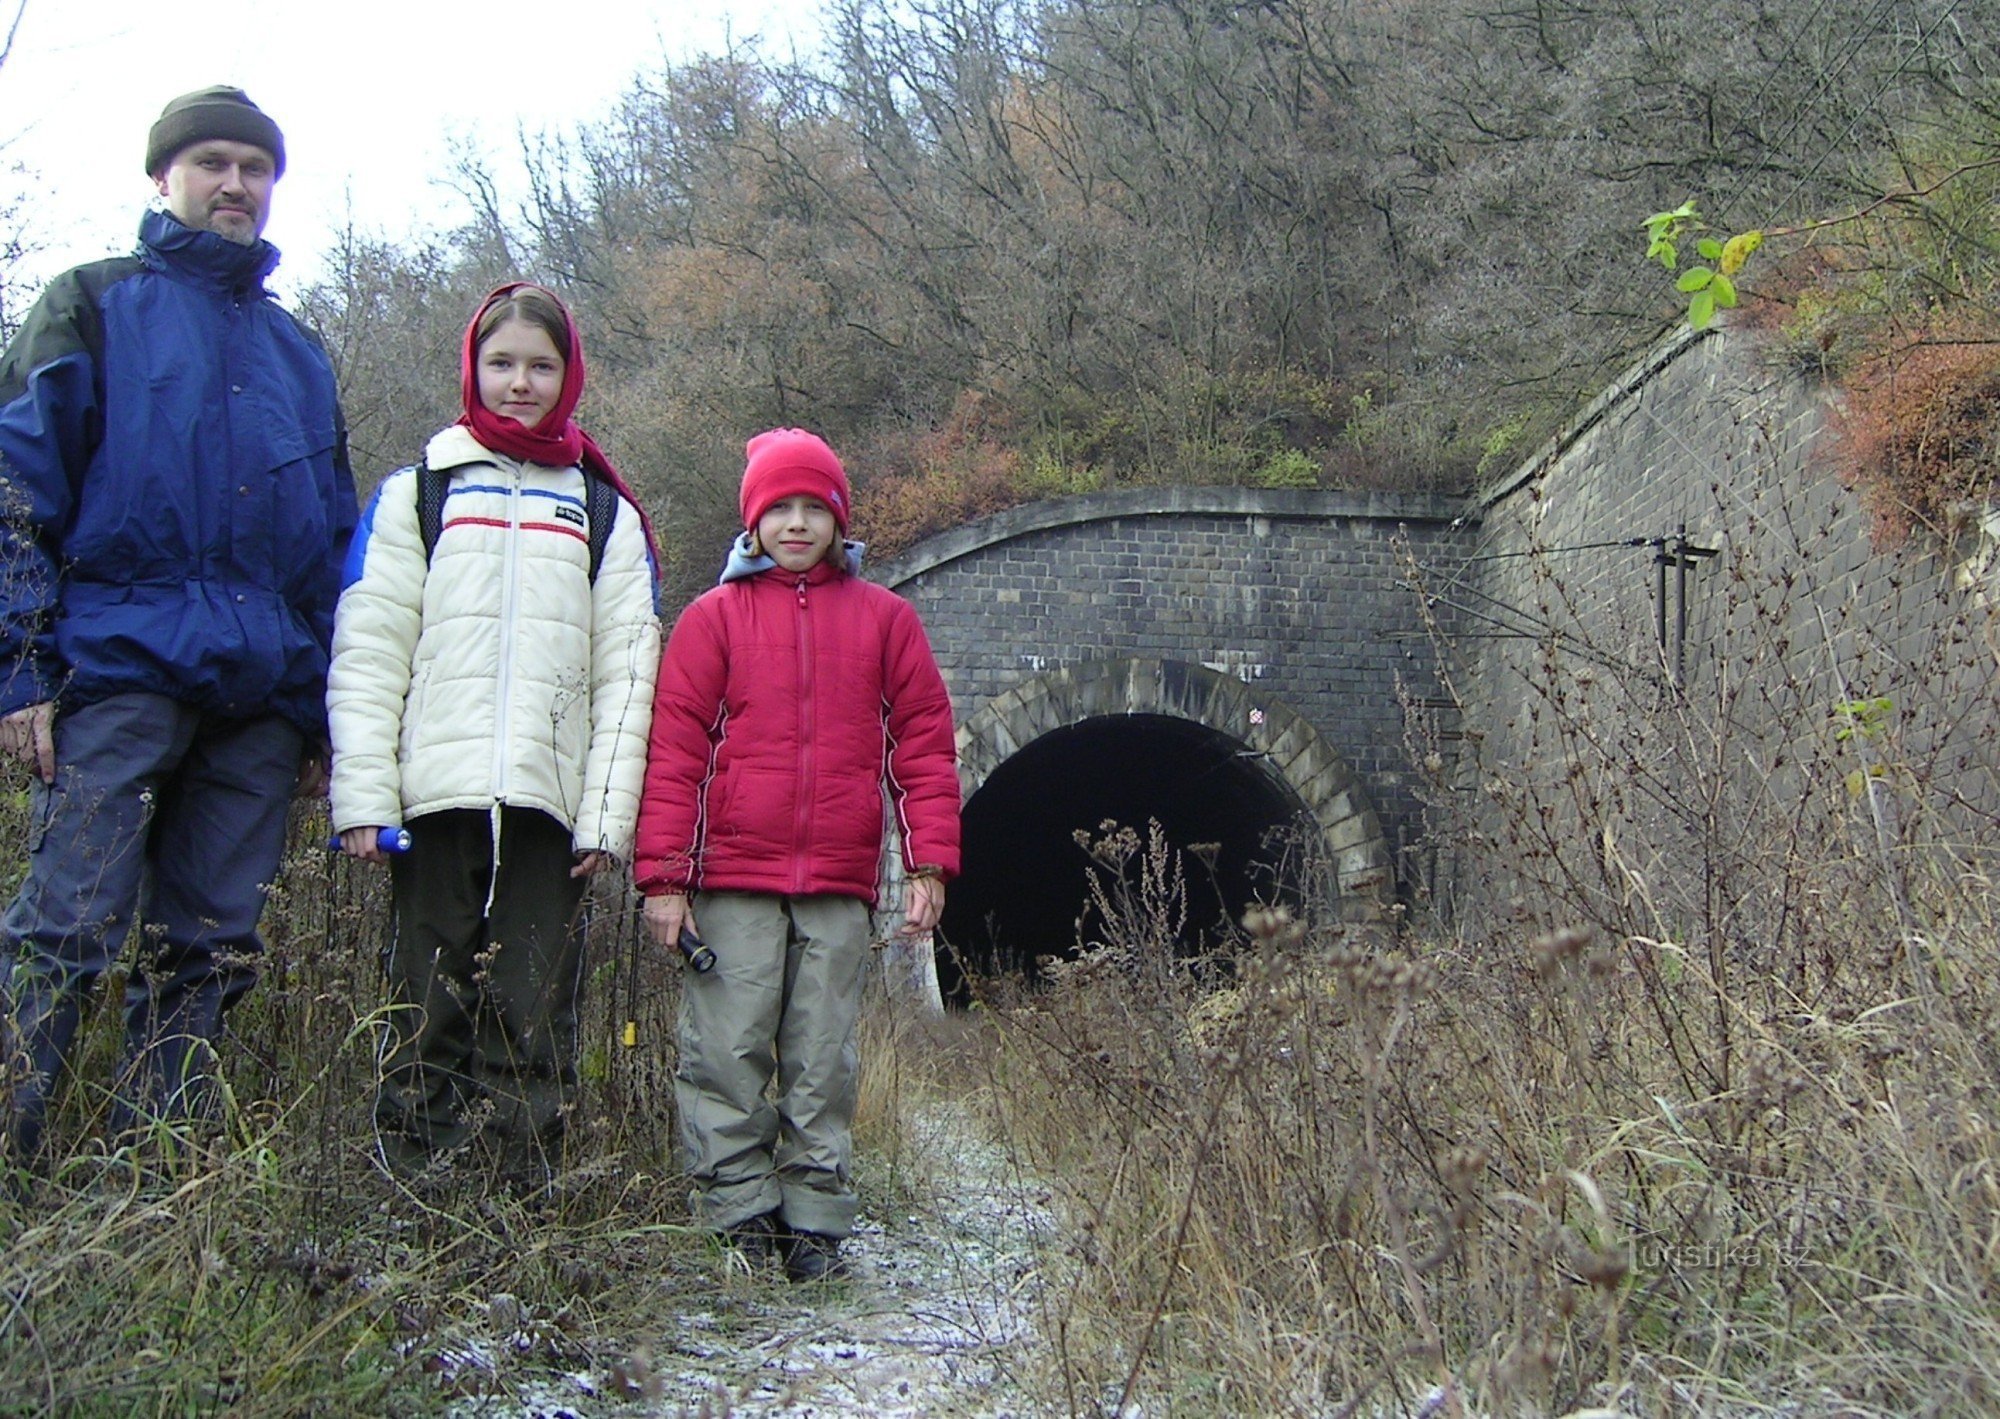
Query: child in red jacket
635,428,960,1281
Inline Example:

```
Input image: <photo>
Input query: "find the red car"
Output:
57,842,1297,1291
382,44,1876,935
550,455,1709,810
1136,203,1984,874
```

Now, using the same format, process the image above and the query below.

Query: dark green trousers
375,806,587,1184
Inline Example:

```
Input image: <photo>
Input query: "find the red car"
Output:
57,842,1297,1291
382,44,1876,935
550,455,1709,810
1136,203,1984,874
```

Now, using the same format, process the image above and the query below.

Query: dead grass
0,821,984,1414
937,497,2000,1414
960,853,2000,1415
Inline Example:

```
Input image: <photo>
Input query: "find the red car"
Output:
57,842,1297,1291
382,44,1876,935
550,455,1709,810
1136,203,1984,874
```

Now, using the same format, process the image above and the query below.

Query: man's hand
642,892,695,953
295,750,329,799
0,703,55,783
900,874,945,940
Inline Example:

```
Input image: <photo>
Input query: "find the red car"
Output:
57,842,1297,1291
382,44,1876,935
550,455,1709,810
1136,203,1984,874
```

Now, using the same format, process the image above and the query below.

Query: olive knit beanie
145,86,285,178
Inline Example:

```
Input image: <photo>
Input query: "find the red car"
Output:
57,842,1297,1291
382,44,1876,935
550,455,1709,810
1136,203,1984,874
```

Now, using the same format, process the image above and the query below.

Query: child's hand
571,851,609,878
643,892,696,952
900,874,945,939
340,825,392,863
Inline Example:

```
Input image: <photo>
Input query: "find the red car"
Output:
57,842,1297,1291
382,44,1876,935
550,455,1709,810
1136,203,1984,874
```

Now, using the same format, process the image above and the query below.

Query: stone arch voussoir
955,657,1393,916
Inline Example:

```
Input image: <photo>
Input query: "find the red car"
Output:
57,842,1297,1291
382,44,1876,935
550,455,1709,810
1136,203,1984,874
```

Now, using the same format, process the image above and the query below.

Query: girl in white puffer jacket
327,283,660,1187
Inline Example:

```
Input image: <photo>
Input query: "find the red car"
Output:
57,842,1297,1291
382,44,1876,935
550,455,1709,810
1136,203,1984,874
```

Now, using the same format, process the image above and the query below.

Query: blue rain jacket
0,210,357,738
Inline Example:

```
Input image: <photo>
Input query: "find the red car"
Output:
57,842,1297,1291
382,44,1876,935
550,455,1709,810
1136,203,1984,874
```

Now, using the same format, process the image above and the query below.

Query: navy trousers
0,693,302,1159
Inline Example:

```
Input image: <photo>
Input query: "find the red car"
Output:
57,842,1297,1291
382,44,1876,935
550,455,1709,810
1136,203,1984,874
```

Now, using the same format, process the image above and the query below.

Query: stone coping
871,486,1470,587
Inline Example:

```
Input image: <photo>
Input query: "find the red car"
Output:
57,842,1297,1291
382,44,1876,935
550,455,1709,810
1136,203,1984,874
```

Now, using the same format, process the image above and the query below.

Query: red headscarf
458,282,660,574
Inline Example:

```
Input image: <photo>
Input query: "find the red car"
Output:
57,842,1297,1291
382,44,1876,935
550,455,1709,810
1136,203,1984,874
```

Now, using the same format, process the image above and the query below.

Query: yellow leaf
1719,231,1764,277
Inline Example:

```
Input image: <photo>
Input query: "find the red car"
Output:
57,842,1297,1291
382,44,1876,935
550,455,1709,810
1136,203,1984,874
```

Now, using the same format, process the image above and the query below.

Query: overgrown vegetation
1717,147,2000,544
0,815,687,1412
942,491,2000,1413
289,0,1996,602
0,811,962,1414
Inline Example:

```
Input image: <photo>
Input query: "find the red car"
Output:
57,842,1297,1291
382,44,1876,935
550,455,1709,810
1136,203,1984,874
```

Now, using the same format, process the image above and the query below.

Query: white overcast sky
0,0,827,296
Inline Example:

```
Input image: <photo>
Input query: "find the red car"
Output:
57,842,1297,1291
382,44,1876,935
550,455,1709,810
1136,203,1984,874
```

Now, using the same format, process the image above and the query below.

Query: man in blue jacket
0,86,358,1164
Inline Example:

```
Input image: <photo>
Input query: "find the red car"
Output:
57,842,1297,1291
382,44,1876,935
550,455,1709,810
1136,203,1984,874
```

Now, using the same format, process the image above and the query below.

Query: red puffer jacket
634,559,960,904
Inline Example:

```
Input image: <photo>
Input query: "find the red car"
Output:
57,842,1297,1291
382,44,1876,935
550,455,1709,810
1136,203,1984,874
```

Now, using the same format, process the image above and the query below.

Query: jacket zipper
491,463,523,798
793,574,814,893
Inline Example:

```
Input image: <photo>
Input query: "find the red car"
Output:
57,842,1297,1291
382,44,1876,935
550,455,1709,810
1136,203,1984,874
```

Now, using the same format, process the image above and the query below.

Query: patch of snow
460,1100,1054,1417
655,1102,1052,1416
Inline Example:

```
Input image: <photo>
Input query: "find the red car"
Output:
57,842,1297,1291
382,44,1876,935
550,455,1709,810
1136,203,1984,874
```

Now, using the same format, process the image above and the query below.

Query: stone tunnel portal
937,712,1316,996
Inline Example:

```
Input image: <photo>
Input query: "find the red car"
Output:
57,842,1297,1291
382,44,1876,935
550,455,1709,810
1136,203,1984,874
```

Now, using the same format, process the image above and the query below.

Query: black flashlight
678,925,717,973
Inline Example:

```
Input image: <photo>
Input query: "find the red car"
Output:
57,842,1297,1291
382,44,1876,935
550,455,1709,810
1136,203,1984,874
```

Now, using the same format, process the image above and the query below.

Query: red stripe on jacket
444,515,589,543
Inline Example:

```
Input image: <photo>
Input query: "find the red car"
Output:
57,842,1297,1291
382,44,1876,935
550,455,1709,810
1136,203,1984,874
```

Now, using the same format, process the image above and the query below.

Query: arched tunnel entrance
938,714,1313,993
931,658,1393,1002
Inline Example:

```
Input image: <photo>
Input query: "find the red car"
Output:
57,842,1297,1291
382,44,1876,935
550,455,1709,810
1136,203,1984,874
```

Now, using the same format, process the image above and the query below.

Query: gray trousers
375,806,587,1182
0,693,302,1159
675,891,870,1237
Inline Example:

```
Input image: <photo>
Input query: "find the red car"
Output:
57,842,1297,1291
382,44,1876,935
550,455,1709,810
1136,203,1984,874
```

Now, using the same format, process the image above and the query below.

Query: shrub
1832,335,2000,544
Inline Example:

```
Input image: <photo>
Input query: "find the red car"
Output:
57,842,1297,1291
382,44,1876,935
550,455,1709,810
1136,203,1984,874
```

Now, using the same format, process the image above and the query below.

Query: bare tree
0,0,40,342
304,0,2000,564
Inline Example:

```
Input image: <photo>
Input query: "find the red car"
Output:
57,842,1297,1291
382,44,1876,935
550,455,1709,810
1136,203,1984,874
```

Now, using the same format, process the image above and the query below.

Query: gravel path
477,1101,1056,1418
657,1102,1052,1417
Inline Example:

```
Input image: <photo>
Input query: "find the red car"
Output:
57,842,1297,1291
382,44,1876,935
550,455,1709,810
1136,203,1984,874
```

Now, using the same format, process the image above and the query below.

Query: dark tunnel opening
936,713,1314,1002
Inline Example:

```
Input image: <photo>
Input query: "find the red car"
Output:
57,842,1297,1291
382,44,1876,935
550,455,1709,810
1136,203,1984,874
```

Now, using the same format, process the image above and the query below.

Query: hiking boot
722,1211,782,1265
782,1229,850,1282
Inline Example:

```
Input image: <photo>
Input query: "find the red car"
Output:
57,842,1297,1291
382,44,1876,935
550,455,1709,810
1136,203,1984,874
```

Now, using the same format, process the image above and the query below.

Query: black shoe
722,1211,782,1264
782,1229,850,1282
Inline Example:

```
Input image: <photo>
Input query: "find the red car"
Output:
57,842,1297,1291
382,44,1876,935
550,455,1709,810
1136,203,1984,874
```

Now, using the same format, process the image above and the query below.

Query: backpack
414,458,622,582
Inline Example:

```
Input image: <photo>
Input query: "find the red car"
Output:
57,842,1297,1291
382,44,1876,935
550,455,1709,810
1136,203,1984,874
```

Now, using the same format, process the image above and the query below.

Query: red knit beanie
740,428,850,533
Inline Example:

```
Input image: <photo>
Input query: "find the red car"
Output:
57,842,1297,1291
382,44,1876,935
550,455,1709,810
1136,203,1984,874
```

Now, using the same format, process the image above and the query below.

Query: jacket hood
719,530,865,584
139,209,279,294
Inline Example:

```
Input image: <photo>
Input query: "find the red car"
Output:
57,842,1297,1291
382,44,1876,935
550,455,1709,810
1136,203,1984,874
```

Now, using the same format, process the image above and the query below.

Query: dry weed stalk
0,819,770,1411
966,475,2000,1413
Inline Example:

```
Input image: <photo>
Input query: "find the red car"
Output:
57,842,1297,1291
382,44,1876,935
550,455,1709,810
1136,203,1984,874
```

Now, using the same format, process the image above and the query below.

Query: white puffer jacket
327,426,661,858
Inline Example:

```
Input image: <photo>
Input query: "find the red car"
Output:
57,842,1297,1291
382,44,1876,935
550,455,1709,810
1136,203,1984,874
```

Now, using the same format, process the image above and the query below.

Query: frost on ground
654,1102,1050,1417
459,1100,1054,1419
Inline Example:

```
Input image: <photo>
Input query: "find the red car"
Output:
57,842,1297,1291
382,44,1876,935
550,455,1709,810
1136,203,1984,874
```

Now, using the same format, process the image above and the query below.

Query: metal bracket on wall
1650,524,1718,686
